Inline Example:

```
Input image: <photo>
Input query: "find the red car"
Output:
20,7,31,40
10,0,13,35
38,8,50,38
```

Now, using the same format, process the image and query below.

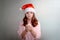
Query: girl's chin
28,18,32,19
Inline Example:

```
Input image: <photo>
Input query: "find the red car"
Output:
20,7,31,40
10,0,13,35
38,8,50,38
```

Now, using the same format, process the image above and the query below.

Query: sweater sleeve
17,21,25,39
33,21,41,39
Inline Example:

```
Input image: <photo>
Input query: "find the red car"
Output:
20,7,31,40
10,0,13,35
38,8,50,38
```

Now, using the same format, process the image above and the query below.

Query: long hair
23,13,38,27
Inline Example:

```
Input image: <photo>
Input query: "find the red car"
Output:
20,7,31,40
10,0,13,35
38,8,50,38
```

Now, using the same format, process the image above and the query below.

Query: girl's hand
21,30,27,40
25,24,33,31
26,24,36,38
21,36,26,40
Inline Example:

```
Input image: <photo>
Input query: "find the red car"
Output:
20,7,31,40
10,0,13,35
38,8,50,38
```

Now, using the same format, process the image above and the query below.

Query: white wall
1,0,60,40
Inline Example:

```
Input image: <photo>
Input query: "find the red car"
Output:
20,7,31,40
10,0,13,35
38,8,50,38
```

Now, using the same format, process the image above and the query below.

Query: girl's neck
28,19,31,23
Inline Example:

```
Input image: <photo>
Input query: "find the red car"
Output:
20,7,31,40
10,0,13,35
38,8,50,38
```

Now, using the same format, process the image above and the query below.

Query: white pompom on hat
20,3,36,14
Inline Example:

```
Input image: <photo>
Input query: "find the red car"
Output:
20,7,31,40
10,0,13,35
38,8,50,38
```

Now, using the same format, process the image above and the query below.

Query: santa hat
20,3,36,14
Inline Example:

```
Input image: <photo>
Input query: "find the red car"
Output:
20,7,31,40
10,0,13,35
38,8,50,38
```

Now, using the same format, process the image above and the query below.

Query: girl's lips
28,16,30,17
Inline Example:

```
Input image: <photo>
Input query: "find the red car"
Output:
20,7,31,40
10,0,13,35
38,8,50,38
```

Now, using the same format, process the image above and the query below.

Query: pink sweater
17,21,41,40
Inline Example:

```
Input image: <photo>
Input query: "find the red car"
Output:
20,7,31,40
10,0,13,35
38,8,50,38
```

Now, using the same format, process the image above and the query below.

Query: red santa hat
20,3,36,14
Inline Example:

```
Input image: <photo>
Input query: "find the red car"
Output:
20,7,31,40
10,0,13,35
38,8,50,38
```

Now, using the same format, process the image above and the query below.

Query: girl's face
25,12,34,19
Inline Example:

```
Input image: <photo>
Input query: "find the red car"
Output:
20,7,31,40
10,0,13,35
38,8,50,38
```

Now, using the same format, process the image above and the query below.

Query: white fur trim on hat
24,8,36,14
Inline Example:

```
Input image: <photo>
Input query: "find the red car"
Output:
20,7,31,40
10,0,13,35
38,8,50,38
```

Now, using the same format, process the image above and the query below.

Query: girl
17,3,41,40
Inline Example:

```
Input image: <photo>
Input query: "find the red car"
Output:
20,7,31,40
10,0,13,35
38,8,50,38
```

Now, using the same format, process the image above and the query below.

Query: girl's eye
26,12,28,14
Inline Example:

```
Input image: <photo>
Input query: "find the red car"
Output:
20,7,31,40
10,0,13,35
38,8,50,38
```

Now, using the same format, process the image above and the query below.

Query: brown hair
23,13,38,27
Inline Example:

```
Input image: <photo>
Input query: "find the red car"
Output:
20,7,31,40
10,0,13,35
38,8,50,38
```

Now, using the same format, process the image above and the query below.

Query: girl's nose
28,12,31,14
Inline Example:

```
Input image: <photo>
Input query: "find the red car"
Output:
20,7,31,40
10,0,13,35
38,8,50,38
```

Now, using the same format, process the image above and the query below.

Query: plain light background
0,0,60,40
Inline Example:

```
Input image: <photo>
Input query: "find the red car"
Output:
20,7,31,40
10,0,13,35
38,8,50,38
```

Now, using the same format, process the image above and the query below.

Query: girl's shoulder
35,21,41,28
18,20,23,26
38,21,40,25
